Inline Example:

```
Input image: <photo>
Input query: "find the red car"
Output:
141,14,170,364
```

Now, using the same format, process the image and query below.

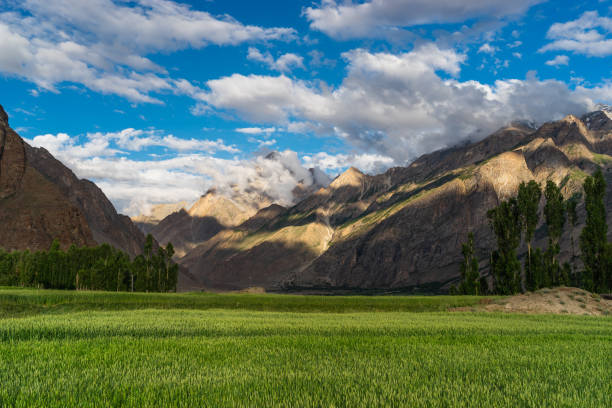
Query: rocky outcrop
0,104,146,256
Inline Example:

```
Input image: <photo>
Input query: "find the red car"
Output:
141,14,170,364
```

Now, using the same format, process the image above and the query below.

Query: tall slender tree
144,234,153,292
165,242,175,292
544,180,566,286
565,195,579,283
517,180,542,289
459,232,480,294
580,169,610,292
488,198,522,294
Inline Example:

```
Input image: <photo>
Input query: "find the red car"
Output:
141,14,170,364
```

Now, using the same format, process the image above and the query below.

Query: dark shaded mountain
0,104,146,256
175,109,612,292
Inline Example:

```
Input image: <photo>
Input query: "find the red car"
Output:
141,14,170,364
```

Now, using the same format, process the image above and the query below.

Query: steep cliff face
0,105,146,256
178,112,612,292
0,107,95,251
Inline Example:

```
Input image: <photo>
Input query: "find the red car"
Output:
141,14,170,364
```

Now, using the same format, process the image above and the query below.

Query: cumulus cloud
28,128,238,156
478,43,497,54
247,47,305,73
196,43,600,162
0,0,295,102
305,0,544,39
540,11,612,57
236,127,277,135
248,137,277,148
545,55,569,67
302,152,395,174
26,130,331,215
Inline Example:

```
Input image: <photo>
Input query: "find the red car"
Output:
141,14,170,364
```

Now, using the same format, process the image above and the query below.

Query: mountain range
3,102,612,293
145,108,612,292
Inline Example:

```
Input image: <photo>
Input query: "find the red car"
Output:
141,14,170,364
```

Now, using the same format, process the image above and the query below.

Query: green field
0,288,610,407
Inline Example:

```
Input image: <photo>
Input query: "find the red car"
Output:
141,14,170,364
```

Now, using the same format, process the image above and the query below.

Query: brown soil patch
234,287,267,294
454,287,612,316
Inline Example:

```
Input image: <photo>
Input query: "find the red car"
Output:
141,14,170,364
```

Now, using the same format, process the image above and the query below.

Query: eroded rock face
0,105,146,255
0,105,8,127
0,113,26,199
0,108,95,250
24,144,146,256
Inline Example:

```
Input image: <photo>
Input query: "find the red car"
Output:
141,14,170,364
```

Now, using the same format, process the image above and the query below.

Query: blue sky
1,0,611,215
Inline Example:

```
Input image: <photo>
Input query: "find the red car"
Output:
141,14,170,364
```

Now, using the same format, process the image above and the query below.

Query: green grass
592,153,612,166
0,288,610,407
0,287,491,318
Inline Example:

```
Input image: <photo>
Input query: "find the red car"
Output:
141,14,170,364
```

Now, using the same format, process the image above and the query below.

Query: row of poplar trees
0,234,178,292
455,169,611,295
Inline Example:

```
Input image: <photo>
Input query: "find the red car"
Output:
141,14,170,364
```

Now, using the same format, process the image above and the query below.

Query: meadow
0,288,610,407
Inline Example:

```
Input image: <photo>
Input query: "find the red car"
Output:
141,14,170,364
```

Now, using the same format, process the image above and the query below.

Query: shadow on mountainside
179,241,321,292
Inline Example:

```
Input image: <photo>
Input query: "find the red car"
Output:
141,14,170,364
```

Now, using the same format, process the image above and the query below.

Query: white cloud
0,0,295,102
478,43,497,54
236,127,277,134
545,55,569,66
305,0,545,39
195,43,601,163
247,47,304,73
27,128,238,159
308,50,336,68
302,152,395,174
26,130,332,215
248,137,277,147
541,11,612,57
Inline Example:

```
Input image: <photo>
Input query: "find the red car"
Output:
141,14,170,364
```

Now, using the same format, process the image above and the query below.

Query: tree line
0,234,178,292
454,169,611,295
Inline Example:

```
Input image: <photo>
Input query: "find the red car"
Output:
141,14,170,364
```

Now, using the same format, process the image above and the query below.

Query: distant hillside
0,104,146,256
172,109,612,292
141,170,328,261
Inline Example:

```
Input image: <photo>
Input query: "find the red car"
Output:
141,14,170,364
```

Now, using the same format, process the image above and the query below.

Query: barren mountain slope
179,110,612,292
0,105,146,256
150,168,329,259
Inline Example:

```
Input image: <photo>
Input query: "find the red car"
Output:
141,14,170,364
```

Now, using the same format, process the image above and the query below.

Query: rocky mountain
146,167,329,260
174,110,612,292
132,201,189,234
0,104,146,256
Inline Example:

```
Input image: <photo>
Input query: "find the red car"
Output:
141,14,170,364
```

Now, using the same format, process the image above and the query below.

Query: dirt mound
458,287,611,316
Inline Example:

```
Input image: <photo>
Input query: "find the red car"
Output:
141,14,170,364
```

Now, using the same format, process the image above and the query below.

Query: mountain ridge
0,104,147,257
169,109,612,292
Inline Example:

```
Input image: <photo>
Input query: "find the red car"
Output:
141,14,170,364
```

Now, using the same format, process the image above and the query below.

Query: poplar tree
565,195,579,284
488,198,521,294
517,180,541,290
459,232,480,294
580,169,610,292
544,180,565,286
165,242,175,292
144,234,153,292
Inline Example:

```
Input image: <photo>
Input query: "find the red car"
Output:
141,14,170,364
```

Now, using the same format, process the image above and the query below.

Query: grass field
0,287,495,317
0,288,610,407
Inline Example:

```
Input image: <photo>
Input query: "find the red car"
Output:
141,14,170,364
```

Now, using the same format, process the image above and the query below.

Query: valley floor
0,288,610,407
